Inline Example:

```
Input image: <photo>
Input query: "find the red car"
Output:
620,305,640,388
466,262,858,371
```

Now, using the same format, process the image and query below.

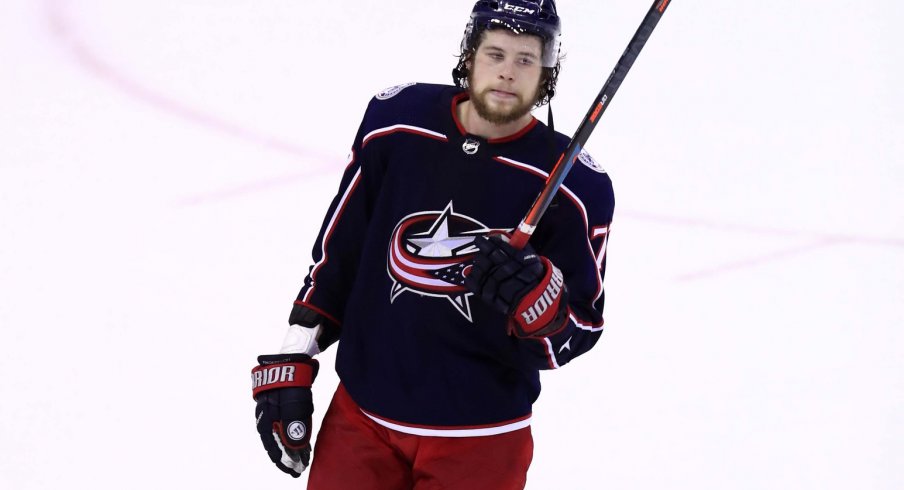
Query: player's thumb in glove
251,353,319,477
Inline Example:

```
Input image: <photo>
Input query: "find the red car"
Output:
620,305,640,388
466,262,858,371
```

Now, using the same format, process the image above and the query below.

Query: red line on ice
44,0,341,204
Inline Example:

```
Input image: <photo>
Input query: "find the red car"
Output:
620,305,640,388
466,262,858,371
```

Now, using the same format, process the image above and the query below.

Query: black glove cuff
258,353,314,365
288,303,325,328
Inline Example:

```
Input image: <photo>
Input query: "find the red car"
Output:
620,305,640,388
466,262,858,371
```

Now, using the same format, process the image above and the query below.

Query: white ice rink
2,0,902,488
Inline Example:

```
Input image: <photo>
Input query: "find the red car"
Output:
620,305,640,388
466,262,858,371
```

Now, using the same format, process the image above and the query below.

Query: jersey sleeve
517,170,615,370
291,98,384,341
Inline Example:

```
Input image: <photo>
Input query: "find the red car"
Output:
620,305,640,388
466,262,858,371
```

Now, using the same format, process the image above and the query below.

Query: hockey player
251,1,614,488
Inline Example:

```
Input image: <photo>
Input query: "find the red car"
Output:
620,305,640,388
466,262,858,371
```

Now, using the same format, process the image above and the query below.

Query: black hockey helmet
452,1,563,106
461,1,562,68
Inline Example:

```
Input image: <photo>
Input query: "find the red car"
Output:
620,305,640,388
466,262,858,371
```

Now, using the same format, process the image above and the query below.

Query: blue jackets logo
387,202,490,322
578,149,606,173
376,82,416,100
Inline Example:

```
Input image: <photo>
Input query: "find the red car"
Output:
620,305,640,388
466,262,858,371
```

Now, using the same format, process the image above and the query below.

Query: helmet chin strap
547,100,555,132
544,86,556,131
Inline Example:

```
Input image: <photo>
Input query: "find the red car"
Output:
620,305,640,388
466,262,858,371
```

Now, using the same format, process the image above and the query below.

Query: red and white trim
303,167,363,303
361,410,532,438
362,124,447,147
542,337,561,369
493,156,605,303
570,312,605,333
493,157,588,228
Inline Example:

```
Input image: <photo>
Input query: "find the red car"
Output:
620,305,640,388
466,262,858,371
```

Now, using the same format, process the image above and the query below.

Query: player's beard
467,75,539,126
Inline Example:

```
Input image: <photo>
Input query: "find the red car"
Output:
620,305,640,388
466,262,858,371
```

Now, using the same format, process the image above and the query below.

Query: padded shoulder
360,83,457,133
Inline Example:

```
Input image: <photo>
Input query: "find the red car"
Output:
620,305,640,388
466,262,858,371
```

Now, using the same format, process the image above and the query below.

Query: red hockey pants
307,384,533,490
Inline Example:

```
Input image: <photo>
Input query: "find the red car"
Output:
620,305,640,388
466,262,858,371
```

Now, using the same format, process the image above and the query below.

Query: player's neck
456,100,534,140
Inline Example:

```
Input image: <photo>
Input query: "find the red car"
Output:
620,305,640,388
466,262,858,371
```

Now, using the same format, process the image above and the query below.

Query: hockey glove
251,353,319,477
465,234,569,338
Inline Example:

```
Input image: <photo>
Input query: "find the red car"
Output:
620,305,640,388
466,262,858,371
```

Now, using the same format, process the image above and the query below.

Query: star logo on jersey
375,82,416,100
387,202,490,322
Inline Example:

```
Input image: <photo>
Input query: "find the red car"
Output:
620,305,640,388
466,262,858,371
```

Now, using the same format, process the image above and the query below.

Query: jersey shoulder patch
375,82,416,100
578,149,606,174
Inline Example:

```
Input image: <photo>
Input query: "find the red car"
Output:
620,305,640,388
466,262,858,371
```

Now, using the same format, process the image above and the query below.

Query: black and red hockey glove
465,234,569,338
251,353,319,477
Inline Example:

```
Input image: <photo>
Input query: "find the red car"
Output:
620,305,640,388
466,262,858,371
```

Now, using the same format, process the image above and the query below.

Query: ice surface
1,1,902,488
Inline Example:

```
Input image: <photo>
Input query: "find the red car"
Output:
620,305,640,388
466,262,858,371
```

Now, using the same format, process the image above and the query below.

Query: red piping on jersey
360,407,532,432
492,156,587,226
303,167,363,304
450,92,539,144
539,337,559,370
362,125,447,148
451,93,469,135
492,156,606,325
568,306,605,330
489,118,539,143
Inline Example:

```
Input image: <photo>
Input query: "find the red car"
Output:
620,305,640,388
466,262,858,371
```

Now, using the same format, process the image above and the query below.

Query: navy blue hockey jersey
296,83,614,436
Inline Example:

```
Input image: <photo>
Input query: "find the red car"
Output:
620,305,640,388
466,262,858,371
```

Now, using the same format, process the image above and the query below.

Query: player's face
467,30,544,125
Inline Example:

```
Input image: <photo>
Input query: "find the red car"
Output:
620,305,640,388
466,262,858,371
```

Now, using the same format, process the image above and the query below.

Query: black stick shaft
510,0,672,249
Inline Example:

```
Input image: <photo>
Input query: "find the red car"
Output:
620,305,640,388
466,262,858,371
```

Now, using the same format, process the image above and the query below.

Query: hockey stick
509,0,672,249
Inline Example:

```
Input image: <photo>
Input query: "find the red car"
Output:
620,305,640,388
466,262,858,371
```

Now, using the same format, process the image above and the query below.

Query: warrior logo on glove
464,234,570,339
252,365,301,393
251,354,319,478
287,421,306,441
520,265,564,325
